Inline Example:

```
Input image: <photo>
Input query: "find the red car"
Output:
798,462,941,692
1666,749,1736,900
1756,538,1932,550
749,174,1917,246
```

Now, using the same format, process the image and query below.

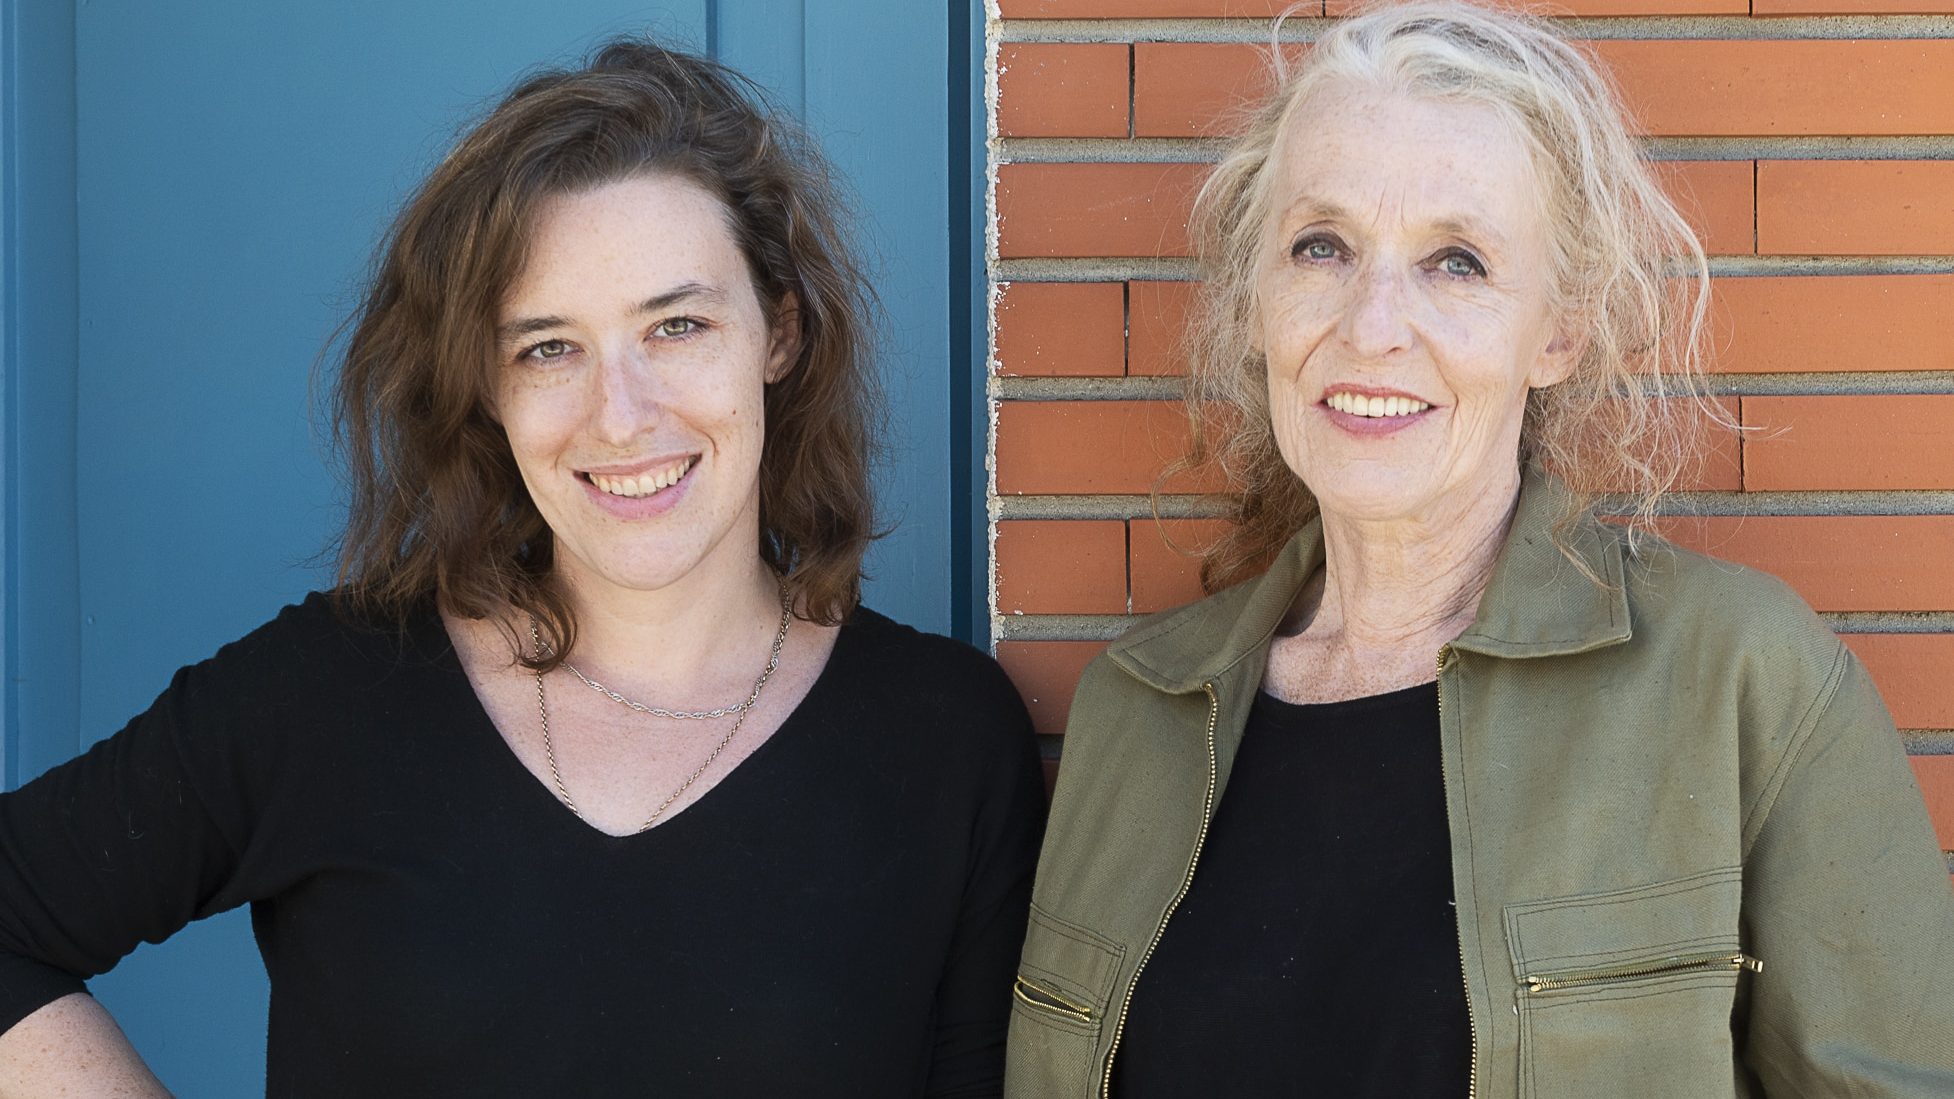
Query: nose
588,342,662,446
1338,260,1416,360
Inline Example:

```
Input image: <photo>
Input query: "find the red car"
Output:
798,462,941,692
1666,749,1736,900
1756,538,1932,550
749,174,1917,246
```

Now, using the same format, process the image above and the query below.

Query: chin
1305,472,1438,524
553,538,707,597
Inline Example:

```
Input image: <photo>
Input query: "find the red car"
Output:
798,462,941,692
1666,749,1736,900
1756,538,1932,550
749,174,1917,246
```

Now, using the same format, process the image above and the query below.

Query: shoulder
1616,525,1844,683
840,605,1005,679
1108,575,1264,664
1611,527,1865,802
95,592,446,794
834,605,1034,735
822,608,1040,807
1062,577,1263,745
178,590,446,703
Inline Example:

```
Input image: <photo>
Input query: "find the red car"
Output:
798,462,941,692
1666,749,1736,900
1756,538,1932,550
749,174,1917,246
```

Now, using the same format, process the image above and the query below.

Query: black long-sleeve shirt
0,594,1045,1097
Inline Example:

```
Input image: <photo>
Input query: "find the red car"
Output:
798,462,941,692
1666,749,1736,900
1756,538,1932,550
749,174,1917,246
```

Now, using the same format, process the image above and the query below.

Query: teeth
588,457,695,499
1327,392,1430,418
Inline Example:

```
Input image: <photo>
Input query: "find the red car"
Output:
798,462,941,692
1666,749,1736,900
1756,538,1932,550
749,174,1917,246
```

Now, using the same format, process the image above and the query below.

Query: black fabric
0,594,1045,1098
1114,682,1470,1098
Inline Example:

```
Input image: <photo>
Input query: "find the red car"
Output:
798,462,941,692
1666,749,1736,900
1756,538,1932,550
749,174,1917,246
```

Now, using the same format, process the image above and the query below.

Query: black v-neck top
1113,683,1470,1097
0,594,1045,1097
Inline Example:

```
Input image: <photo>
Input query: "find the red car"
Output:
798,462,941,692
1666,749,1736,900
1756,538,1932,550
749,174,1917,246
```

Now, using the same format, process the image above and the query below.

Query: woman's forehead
504,176,751,313
1264,84,1542,241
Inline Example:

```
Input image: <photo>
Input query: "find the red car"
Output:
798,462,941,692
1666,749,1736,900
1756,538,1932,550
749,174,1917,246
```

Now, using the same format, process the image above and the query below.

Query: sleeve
1739,642,1954,1095
922,665,1048,1099
0,623,293,1035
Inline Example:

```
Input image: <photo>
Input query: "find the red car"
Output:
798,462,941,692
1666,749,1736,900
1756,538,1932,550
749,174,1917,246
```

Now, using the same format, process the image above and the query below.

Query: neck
551,552,784,698
1300,469,1520,652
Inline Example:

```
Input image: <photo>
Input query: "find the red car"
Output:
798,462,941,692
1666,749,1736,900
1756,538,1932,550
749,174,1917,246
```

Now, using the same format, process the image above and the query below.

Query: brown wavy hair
1180,0,1726,592
330,37,880,669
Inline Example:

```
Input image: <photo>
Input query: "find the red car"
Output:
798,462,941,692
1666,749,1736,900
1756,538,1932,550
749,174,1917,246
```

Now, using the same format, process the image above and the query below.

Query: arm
1740,644,1954,1095
923,698,1048,1099
0,621,287,1095
0,994,169,1098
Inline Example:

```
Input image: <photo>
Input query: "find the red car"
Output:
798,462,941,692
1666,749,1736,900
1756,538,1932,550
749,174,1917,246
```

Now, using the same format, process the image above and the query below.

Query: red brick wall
984,0,1954,870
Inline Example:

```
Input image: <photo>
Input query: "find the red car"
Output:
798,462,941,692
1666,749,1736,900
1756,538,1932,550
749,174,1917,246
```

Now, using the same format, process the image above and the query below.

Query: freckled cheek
499,393,589,468
1262,316,1345,390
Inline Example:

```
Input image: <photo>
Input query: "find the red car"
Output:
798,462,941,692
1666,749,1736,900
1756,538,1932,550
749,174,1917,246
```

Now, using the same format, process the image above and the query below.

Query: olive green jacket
1005,472,1954,1098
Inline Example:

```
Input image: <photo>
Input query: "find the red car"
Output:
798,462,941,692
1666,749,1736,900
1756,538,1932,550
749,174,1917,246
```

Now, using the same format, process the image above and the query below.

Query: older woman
0,39,1042,1097
1005,3,1954,1096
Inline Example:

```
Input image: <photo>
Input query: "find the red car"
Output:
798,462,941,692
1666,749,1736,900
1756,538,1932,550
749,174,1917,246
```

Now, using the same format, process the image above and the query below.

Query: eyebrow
1276,199,1510,250
495,282,729,344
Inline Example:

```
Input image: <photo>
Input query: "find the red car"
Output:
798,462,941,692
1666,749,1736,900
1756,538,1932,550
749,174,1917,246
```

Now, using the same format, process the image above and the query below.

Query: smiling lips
586,456,696,499
1324,390,1433,418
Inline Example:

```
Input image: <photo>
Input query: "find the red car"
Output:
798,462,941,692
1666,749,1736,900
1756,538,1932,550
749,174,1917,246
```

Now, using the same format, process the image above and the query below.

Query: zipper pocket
1013,975,1094,1023
1524,952,1762,994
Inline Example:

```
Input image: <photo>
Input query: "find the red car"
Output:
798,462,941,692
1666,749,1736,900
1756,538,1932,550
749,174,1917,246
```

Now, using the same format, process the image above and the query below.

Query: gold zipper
1013,975,1094,1023
1436,643,1478,1099
1525,952,1763,993
1099,681,1220,1099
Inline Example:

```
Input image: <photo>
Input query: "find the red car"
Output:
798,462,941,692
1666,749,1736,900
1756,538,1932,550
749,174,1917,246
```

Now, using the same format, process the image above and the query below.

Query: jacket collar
1107,466,1632,694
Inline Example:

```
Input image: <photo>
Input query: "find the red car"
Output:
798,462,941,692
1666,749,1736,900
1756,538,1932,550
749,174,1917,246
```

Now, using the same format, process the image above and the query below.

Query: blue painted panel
2,0,83,790
714,0,807,113
801,0,955,634
70,6,707,1093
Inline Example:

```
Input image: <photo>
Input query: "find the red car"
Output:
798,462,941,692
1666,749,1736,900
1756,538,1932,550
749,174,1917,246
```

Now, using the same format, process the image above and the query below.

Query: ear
1528,322,1584,389
764,292,804,384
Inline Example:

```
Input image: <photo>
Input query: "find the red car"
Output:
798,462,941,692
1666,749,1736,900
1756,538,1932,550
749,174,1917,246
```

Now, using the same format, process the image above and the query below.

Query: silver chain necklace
528,584,793,833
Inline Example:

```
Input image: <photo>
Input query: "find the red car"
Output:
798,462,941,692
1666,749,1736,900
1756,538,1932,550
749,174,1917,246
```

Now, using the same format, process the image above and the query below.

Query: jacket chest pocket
1503,868,1753,1099
1004,904,1125,1096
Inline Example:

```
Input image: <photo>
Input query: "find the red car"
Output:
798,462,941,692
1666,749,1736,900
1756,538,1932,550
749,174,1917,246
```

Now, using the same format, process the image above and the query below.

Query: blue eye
1294,235,1342,262
1437,249,1486,278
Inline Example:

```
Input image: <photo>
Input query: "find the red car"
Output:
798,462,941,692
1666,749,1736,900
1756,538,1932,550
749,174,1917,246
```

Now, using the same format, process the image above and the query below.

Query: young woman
0,39,1042,1098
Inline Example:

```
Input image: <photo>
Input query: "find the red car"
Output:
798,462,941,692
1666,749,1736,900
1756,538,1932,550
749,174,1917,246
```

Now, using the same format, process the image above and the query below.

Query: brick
1713,276,1954,374
1912,756,1954,852
1597,41,1954,137
1758,161,1954,256
1001,0,1299,14
1133,43,1298,139
997,43,1130,139
1756,0,1954,14
995,163,1203,259
1555,395,1742,488
1742,396,1954,492
995,282,1126,377
1329,0,1744,10
1131,518,1232,613
1649,161,1754,256
995,519,1128,615
1129,281,1198,376
1676,397,1745,492
1657,516,1954,612
1134,41,1954,138
996,640,1108,736
1694,400,1744,492
1843,635,1954,731
997,401,1229,495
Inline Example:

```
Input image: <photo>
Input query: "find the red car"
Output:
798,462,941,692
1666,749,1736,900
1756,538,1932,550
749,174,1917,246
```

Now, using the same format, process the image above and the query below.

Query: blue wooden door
2,1,980,1092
